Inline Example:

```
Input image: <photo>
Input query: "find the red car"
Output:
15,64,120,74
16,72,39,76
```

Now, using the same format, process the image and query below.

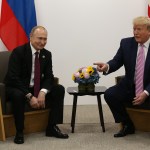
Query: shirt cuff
144,90,149,96
105,64,109,74
40,88,48,94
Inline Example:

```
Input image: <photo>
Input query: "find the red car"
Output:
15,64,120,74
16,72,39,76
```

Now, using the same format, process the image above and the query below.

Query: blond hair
133,16,150,31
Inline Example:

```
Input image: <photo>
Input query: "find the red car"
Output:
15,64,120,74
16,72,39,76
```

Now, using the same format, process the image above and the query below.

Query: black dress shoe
14,132,24,144
46,126,69,139
114,124,135,138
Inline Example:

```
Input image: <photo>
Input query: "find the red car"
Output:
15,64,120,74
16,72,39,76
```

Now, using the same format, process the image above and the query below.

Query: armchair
115,75,150,132
0,51,59,141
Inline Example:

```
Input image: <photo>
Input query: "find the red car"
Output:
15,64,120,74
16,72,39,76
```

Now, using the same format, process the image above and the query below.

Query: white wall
0,0,148,105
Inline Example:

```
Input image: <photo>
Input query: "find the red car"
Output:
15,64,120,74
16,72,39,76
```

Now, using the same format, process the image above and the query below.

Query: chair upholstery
115,75,125,85
0,51,58,115
0,51,11,114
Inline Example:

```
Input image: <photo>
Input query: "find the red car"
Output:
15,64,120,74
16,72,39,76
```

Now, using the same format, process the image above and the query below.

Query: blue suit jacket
107,37,150,94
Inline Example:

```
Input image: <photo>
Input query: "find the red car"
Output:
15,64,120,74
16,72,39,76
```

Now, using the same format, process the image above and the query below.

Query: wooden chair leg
0,98,6,141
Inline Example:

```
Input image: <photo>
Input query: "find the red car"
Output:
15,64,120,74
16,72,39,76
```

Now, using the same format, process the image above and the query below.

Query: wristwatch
26,93,33,102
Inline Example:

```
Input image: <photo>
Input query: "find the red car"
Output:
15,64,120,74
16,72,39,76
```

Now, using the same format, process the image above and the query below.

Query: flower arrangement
72,66,100,84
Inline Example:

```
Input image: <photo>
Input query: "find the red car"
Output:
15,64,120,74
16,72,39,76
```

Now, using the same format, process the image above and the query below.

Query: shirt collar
138,38,150,48
30,43,40,55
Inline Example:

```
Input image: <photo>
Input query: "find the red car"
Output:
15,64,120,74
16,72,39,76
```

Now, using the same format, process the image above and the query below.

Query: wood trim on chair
0,98,6,141
126,108,150,132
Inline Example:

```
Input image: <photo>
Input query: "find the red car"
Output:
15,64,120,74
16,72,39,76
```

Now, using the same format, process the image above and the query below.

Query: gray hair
30,26,47,36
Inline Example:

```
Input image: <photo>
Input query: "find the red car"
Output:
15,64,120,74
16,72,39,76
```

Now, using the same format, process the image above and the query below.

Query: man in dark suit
94,16,150,137
5,26,69,144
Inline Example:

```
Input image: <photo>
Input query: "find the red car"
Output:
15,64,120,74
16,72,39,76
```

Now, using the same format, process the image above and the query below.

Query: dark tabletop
67,86,107,96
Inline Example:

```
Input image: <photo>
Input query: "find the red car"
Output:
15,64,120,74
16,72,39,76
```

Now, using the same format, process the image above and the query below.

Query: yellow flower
80,72,84,78
72,74,75,81
87,66,94,75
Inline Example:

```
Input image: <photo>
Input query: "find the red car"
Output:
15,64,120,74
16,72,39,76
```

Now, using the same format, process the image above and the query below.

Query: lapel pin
42,55,45,58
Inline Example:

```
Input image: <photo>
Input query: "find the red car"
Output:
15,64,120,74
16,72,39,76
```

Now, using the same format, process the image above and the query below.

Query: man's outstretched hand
93,62,108,72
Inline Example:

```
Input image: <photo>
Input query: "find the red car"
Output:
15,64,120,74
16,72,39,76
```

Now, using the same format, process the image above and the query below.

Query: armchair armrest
115,75,125,84
54,77,59,85
0,83,6,114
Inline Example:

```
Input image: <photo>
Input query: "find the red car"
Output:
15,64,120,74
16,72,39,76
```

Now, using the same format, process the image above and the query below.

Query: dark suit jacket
106,37,150,94
4,42,54,95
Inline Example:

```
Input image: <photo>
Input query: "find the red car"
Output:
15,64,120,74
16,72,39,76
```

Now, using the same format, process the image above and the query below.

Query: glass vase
78,83,95,92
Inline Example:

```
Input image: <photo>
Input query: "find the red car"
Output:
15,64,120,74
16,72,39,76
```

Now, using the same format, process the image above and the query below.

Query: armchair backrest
0,51,11,83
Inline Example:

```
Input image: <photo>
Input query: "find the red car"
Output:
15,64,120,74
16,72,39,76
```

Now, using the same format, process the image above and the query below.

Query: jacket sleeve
4,48,30,95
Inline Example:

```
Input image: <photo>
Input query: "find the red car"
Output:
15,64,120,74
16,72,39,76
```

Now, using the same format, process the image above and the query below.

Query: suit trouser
104,84,134,124
6,84,65,132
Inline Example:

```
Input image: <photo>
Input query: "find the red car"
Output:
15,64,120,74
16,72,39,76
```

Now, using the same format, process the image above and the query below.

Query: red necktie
34,52,40,97
135,45,145,96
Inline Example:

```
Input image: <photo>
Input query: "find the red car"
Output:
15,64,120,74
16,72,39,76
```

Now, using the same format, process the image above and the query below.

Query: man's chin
135,38,141,43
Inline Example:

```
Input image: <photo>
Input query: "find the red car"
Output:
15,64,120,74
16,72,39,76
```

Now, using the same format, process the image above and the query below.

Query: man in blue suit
94,16,150,137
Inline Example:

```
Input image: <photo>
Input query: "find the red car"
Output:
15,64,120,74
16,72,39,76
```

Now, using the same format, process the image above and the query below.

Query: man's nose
41,39,46,45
